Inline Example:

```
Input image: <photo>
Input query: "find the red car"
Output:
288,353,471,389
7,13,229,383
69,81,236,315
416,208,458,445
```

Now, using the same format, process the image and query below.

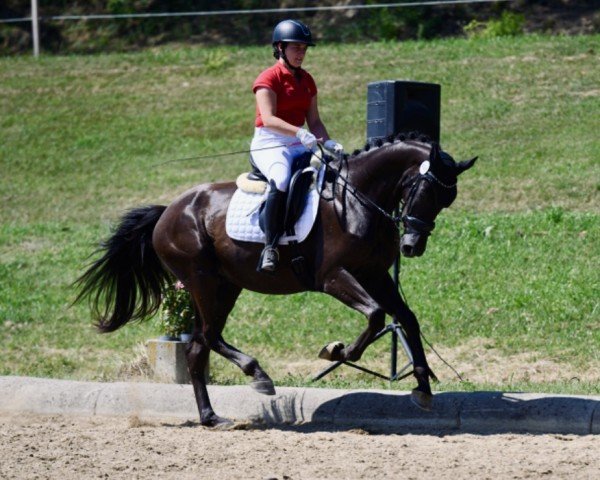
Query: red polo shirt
253,62,318,128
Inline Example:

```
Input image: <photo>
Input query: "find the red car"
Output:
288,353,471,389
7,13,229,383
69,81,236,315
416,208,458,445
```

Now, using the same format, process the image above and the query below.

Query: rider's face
281,42,308,68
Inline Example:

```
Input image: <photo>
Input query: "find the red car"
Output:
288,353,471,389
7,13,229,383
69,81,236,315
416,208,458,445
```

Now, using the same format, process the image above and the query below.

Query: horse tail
75,205,171,333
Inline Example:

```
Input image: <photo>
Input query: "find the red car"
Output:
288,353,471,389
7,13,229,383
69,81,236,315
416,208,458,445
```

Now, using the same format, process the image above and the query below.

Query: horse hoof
318,341,345,361
251,379,276,396
202,414,234,429
410,389,433,412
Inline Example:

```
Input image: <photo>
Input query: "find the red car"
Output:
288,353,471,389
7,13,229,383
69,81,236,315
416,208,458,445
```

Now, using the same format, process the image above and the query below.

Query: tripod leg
312,360,344,382
393,324,414,363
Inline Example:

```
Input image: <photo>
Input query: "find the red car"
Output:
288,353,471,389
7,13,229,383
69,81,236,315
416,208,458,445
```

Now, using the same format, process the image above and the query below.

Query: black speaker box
366,80,441,143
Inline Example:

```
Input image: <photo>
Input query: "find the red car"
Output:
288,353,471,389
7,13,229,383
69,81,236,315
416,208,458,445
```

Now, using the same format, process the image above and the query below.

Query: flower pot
179,333,193,343
158,334,179,342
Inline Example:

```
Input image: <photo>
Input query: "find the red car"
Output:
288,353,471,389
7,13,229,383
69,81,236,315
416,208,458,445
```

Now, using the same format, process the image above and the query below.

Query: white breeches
250,127,308,192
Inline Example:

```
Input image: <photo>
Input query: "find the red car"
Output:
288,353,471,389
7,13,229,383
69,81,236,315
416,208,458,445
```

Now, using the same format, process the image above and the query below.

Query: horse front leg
394,305,435,410
363,271,436,410
323,268,435,410
321,268,387,363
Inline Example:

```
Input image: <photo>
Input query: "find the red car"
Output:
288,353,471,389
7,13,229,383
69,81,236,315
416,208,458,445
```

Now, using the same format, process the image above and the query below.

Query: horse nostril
401,244,413,257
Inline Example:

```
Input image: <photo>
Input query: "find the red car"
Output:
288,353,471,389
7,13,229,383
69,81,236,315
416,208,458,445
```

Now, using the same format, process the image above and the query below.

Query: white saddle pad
226,167,324,245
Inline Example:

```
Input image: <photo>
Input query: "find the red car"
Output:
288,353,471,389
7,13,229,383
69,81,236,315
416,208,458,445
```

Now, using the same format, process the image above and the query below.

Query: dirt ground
1,412,598,480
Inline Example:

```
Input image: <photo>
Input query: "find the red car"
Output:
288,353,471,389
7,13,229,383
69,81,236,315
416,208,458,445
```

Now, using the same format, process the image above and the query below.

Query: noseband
401,163,457,237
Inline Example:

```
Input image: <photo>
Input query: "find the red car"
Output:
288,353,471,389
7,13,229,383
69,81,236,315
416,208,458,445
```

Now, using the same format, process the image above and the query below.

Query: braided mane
347,131,433,160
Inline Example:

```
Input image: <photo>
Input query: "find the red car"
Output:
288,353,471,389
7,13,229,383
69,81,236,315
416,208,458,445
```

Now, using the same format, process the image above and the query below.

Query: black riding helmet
272,19,316,46
272,19,315,63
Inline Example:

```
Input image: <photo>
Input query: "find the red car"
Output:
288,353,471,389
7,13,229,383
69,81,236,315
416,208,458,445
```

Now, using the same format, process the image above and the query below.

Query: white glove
296,128,318,151
324,139,344,154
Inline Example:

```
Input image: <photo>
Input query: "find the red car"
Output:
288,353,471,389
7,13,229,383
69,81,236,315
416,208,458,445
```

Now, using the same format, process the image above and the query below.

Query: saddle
236,151,321,237
227,151,326,288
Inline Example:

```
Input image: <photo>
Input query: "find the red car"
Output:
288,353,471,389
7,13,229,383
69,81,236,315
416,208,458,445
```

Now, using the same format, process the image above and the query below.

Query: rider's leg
250,128,310,271
250,132,296,272
258,180,287,272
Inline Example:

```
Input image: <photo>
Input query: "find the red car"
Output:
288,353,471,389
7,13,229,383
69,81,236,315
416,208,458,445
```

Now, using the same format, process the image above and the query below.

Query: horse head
400,143,477,257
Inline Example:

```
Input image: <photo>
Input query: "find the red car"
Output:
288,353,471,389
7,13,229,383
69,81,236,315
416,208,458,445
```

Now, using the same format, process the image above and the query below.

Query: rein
318,148,455,233
318,149,403,225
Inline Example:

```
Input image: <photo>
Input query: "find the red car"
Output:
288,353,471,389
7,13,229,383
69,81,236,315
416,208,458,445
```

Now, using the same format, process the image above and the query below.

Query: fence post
31,0,39,57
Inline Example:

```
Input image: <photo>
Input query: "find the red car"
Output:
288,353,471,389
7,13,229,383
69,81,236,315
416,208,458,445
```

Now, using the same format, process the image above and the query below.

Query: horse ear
456,156,478,175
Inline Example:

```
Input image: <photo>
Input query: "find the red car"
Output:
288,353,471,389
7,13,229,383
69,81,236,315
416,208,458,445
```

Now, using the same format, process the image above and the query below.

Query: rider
251,19,343,273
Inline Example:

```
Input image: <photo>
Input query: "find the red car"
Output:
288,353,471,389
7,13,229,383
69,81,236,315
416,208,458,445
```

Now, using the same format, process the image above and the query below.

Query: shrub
158,281,195,338
464,11,525,39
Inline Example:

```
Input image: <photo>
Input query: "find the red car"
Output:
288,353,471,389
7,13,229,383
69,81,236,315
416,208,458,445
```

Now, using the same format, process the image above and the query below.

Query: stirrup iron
259,246,279,272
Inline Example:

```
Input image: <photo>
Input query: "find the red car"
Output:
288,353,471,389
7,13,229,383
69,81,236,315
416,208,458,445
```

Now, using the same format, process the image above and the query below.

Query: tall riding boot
258,181,287,273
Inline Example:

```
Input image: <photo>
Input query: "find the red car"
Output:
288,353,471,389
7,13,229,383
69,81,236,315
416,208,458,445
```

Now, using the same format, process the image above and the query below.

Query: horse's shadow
307,390,599,435
164,390,599,436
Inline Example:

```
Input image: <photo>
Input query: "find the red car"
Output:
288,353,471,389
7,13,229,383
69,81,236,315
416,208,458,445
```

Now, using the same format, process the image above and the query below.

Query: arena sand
1,412,598,479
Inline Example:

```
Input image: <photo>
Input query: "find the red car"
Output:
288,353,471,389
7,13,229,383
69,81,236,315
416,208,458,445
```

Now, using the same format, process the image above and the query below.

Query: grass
1,34,598,394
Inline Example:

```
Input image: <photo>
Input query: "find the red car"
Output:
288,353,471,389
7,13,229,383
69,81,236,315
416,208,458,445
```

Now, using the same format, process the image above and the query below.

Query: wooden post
31,0,39,57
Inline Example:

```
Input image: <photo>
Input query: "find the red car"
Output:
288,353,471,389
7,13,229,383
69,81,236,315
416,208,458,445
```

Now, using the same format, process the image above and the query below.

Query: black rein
319,152,455,236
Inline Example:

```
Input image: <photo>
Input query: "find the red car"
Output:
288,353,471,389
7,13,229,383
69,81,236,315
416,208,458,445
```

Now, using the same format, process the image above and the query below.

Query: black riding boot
258,181,286,273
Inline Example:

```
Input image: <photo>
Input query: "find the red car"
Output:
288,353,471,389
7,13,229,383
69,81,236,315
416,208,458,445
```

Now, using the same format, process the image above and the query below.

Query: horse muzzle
400,215,434,257
400,232,428,257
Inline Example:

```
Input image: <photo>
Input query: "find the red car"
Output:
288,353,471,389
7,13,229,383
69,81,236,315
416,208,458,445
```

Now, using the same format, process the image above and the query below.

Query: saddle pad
226,168,323,245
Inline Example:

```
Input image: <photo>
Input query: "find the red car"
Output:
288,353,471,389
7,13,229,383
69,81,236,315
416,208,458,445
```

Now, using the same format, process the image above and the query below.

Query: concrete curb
1,376,598,434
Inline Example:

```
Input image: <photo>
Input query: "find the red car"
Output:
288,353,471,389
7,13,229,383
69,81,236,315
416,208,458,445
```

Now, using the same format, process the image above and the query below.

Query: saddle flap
284,167,318,233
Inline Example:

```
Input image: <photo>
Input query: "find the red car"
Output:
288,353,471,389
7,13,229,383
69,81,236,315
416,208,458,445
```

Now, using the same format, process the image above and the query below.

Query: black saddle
252,151,316,237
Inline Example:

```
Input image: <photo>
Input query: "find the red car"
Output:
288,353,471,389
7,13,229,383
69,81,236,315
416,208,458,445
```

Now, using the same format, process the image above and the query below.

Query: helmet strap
278,43,302,77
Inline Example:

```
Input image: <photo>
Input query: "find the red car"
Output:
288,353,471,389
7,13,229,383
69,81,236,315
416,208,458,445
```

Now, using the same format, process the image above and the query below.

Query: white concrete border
1,376,598,434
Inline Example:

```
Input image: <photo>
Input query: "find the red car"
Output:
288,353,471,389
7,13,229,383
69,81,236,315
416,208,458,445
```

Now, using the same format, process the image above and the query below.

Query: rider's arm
255,87,303,137
305,94,330,143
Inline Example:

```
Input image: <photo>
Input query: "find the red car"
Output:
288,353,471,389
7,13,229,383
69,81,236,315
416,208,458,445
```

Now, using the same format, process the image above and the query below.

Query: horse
76,133,476,427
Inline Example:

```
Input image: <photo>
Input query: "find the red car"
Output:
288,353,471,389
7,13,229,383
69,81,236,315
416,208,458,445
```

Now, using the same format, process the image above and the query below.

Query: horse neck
346,141,427,211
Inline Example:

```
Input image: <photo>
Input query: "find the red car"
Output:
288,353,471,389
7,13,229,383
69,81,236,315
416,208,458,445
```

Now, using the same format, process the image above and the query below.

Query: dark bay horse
77,134,476,427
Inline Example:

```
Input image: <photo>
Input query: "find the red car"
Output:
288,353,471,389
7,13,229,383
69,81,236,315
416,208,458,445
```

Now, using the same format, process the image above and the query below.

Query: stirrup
259,246,279,272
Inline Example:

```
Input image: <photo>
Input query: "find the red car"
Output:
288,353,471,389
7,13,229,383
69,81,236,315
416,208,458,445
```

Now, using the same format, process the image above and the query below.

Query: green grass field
1,34,598,394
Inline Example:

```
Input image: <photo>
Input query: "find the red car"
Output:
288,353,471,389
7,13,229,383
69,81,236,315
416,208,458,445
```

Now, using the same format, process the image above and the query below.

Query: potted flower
158,280,195,342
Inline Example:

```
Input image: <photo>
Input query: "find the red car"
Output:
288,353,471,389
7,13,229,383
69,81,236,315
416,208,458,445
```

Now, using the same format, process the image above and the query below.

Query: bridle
401,162,457,237
319,150,456,237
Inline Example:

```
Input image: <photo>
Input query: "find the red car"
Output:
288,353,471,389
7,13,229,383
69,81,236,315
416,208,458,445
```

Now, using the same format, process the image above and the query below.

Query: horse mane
347,131,433,160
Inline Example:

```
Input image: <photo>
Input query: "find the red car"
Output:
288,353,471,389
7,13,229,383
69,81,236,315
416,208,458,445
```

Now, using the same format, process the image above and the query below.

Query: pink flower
174,280,185,290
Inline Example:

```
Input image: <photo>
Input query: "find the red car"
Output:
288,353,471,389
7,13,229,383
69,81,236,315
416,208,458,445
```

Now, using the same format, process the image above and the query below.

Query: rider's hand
296,128,318,151
324,139,344,155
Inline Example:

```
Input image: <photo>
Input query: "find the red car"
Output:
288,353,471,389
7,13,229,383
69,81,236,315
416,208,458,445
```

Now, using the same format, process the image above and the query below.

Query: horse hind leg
212,335,276,395
185,337,231,427
190,278,275,402
180,274,232,427
210,280,275,395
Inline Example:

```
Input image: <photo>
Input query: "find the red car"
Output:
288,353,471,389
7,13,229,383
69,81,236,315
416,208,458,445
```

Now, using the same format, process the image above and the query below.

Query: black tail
75,205,170,333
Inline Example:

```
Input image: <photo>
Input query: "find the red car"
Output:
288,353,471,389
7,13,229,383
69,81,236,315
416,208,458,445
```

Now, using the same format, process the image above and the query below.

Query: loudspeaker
366,80,441,143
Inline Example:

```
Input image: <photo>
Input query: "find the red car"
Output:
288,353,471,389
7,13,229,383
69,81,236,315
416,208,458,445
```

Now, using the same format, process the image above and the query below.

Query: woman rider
252,19,343,273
